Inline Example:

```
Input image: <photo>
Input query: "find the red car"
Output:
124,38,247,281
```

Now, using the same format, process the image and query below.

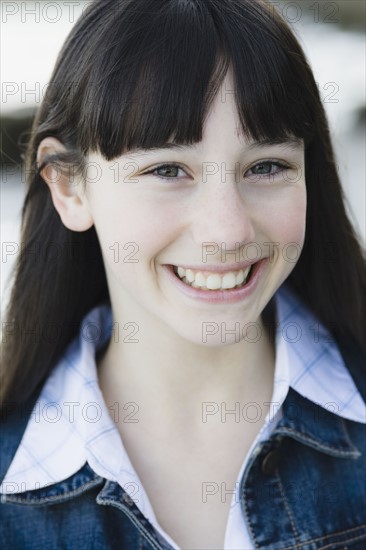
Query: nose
189,174,257,260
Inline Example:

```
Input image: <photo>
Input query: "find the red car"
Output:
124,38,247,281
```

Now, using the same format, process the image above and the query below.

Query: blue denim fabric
1,339,366,550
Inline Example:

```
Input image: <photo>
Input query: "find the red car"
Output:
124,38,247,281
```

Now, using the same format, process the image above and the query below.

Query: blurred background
1,0,365,315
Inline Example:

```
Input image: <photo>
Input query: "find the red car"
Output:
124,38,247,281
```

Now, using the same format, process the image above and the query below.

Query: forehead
203,71,240,129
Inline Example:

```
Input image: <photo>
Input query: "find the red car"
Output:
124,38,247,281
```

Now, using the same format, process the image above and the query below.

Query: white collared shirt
1,283,365,549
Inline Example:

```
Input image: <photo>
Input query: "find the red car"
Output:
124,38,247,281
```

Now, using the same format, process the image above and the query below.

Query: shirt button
261,448,280,476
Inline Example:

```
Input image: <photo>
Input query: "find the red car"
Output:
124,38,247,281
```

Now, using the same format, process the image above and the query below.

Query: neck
97,303,276,433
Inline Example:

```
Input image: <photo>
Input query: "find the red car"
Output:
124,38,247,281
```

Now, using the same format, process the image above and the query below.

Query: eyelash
143,160,290,182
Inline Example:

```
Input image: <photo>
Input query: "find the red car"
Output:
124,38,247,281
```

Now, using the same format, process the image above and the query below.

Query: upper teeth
175,266,252,290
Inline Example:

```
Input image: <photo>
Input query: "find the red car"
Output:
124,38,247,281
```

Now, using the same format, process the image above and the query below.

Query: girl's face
82,73,306,346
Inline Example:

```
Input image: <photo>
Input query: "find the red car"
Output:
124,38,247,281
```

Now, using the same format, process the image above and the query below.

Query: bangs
72,0,317,159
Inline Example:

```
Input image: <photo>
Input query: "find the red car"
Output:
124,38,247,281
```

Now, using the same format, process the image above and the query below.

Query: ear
36,137,94,232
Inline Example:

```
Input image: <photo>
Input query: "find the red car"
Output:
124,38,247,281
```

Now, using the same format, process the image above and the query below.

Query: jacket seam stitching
318,531,366,550
279,524,366,550
303,524,366,544
2,477,104,504
340,416,361,453
276,427,359,455
98,496,163,550
275,470,301,546
242,480,260,549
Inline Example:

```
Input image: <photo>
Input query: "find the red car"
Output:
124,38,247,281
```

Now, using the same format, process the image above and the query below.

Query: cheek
90,190,178,272
275,193,307,270
259,187,307,248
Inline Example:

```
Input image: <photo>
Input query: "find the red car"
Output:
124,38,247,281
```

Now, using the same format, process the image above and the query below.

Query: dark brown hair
1,0,365,414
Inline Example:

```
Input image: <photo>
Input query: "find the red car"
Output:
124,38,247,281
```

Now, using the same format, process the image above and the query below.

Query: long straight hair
1,0,365,414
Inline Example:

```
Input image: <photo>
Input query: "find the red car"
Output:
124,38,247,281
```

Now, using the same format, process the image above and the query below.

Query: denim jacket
1,337,366,550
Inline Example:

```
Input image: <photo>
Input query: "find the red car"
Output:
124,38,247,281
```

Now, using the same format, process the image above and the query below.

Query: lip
162,258,269,304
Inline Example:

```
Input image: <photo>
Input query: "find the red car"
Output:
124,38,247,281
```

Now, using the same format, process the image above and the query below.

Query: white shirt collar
1,282,365,497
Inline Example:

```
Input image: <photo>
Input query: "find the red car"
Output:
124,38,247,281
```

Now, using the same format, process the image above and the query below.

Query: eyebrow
125,137,303,159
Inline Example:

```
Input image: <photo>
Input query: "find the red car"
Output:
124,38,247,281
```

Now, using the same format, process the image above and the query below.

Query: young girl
1,0,365,549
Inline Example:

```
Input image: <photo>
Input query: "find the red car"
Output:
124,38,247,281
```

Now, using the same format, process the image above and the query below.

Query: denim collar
273,386,361,458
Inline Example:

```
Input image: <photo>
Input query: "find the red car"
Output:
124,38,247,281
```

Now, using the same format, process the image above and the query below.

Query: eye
143,163,187,181
245,160,289,180
143,160,291,183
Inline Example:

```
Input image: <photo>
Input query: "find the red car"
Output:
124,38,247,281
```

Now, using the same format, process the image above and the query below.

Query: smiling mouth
171,263,255,291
